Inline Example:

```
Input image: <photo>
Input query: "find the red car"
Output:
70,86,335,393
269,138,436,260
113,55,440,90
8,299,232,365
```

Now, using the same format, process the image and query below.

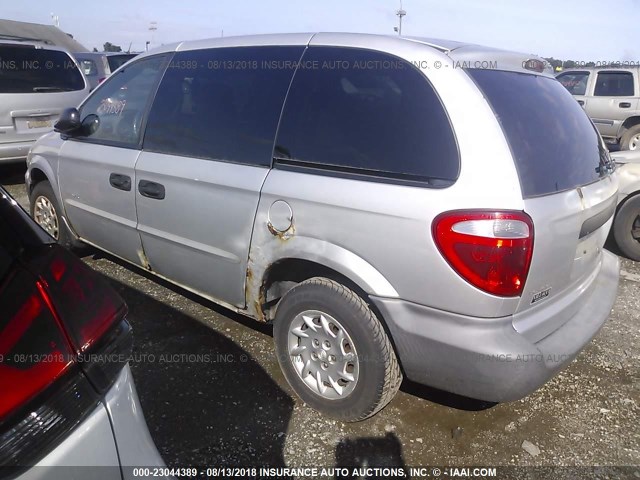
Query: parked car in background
611,150,640,260
26,33,619,421
0,186,167,479
557,66,640,150
0,40,90,163
72,52,137,90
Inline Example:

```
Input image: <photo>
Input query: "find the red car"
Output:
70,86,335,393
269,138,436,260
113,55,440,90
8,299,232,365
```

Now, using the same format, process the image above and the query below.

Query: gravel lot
2,163,639,476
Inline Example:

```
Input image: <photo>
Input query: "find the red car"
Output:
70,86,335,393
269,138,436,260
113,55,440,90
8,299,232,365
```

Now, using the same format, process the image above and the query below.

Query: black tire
613,195,640,261
29,181,81,249
620,124,640,151
273,277,402,421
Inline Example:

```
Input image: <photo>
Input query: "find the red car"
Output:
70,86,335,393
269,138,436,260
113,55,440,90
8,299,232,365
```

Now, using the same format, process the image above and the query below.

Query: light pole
50,13,59,27
396,0,406,36
148,21,158,50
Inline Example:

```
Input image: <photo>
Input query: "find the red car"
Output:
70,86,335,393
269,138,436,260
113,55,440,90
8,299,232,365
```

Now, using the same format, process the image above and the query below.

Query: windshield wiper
32,86,64,92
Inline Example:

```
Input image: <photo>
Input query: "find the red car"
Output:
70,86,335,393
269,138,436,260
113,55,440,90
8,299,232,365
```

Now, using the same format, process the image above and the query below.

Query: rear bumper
371,250,620,402
0,141,34,162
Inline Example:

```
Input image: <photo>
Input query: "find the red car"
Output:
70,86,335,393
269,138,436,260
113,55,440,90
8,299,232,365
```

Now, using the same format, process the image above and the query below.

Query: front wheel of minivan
273,277,402,422
614,195,640,261
30,181,80,249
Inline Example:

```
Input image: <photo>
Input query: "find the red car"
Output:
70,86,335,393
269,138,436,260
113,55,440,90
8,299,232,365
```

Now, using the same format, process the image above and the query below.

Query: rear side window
557,71,589,95
274,47,459,184
144,46,304,166
469,69,610,198
594,71,635,96
0,45,84,93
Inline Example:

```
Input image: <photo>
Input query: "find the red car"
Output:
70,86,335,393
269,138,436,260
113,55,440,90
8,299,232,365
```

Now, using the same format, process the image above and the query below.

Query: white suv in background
557,66,640,150
611,150,640,260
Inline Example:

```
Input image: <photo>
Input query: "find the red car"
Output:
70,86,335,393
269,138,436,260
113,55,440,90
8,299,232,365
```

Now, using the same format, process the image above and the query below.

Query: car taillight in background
40,248,127,354
0,271,74,420
433,210,534,297
0,245,130,467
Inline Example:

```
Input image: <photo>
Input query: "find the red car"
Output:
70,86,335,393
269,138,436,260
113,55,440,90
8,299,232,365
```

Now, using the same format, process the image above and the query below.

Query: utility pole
148,21,158,49
396,0,406,36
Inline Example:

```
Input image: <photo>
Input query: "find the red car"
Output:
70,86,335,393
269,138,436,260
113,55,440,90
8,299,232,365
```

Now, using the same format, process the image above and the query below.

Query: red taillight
0,245,129,465
0,275,73,420
98,77,106,83
40,248,127,353
433,210,534,297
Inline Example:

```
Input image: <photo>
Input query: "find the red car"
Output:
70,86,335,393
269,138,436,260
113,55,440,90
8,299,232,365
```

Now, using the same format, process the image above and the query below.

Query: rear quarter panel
248,38,525,319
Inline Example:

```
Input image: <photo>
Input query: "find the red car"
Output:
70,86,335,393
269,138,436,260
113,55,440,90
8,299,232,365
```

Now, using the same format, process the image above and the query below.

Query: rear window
107,54,135,72
594,71,635,97
78,59,98,76
468,69,611,198
0,45,85,93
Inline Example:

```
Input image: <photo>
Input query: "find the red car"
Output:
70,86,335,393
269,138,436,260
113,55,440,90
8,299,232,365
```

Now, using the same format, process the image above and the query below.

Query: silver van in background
0,40,89,162
26,33,620,421
73,52,137,90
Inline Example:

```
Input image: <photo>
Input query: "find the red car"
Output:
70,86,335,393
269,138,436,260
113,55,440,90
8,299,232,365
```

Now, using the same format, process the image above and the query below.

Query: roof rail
0,34,53,45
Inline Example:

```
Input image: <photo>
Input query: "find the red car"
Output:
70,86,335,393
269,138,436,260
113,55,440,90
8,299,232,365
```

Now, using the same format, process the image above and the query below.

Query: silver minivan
0,40,90,162
26,33,620,421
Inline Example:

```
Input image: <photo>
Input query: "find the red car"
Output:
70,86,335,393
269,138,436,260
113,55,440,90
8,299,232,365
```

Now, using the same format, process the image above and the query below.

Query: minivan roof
73,51,137,57
138,32,554,77
0,39,72,54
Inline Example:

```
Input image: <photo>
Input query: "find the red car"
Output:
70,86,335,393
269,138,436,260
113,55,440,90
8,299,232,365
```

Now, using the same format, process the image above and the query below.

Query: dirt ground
2,163,638,478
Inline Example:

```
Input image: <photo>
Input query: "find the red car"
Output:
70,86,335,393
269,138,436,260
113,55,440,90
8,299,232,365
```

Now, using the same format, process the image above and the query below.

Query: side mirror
54,108,81,134
81,114,100,136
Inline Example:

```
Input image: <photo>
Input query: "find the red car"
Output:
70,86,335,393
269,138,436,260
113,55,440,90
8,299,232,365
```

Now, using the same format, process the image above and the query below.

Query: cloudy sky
3,0,638,61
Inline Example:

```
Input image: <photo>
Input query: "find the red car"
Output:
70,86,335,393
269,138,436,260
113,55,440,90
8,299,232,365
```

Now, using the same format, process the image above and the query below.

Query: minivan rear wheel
613,195,640,261
620,124,640,151
30,181,79,248
273,277,402,421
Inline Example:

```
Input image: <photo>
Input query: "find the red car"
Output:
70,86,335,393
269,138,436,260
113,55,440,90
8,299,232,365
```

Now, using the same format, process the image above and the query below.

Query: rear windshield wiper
32,86,64,92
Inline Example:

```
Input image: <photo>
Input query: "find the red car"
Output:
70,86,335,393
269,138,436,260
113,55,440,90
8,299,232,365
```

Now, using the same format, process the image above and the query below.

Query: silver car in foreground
0,187,166,479
0,40,90,162
26,33,620,421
